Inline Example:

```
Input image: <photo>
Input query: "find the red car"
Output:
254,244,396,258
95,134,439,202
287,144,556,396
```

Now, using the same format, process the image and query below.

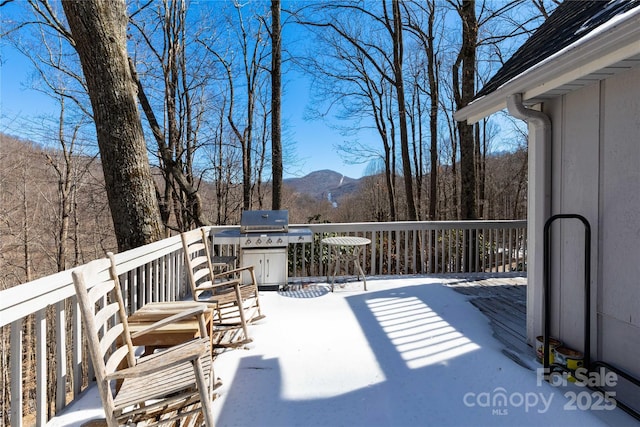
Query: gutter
506,93,550,132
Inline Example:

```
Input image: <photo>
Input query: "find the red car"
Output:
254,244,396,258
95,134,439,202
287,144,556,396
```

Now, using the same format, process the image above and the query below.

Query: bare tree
208,99,243,225
4,0,112,264
295,2,420,220
390,0,417,220
44,99,86,271
61,0,162,251
404,0,441,220
531,0,561,19
200,3,271,211
252,90,270,209
271,0,283,210
449,0,477,221
323,49,399,220
127,0,214,231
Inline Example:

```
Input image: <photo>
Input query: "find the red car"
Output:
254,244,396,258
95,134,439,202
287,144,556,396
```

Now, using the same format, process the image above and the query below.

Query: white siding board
600,66,640,330
600,314,640,378
558,83,600,351
540,66,640,370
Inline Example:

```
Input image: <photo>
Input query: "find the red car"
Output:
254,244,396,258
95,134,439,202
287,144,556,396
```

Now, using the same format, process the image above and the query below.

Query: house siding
542,65,640,377
600,65,640,375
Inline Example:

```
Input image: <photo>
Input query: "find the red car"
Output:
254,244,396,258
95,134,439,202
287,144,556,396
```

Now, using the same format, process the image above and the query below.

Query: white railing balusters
147,263,154,303
56,301,66,415
11,319,22,427
1,220,526,425
159,256,167,302
72,296,82,398
35,310,46,427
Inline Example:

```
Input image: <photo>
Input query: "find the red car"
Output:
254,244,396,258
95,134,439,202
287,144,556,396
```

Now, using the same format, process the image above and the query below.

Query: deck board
445,275,533,364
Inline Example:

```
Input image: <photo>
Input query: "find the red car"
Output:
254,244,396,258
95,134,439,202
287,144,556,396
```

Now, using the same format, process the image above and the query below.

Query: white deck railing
0,220,526,426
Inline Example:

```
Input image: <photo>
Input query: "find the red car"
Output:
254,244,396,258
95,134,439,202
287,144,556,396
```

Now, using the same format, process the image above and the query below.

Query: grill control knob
267,238,272,244
277,237,284,244
245,238,252,245
257,238,262,245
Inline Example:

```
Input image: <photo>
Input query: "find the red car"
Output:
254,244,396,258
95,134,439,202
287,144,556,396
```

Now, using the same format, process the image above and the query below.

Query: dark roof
475,0,640,99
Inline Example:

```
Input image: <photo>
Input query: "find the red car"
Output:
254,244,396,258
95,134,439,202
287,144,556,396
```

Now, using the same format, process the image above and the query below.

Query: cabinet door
240,248,288,286
263,250,287,285
241,251,264,285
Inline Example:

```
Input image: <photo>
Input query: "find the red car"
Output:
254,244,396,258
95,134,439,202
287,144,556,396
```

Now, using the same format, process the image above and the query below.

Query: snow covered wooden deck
49,275,637,426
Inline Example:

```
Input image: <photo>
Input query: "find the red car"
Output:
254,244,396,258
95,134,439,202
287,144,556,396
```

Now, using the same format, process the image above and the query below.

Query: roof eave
454,9,640,125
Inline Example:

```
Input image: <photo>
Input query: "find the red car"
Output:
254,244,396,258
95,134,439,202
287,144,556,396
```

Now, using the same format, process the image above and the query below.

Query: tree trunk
383,142,397,221
392,0,417,221
426,1,439,220
62,0,162,251
48,98,75,272
453,0,477,221
449,0,478,271
271,0,283,210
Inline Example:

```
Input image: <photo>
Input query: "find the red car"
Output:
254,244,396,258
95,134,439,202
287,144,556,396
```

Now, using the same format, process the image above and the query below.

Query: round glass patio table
321,236,371,291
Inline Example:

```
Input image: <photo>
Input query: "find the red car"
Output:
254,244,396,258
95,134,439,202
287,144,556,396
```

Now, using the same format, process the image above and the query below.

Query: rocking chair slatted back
72,253,216,426
181,228,264,348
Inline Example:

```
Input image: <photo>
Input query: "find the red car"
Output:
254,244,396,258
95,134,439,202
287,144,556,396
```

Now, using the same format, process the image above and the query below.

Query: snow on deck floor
49,277,638,426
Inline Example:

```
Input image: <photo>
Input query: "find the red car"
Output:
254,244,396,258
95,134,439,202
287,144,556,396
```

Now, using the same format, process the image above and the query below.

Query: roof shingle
475,0,640,99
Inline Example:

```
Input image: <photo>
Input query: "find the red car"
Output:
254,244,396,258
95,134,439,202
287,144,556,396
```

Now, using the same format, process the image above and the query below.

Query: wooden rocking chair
72,253,215,426
181,228,264,348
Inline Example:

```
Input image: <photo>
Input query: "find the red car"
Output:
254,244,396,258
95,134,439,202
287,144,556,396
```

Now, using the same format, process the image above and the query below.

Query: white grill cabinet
214,210,312,290
240,246,288,290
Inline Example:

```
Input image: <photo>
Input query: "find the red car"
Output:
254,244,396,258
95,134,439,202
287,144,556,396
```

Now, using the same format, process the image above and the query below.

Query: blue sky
280,75,371,179
1,34,369,180
1,1,539,182
1,45,59,134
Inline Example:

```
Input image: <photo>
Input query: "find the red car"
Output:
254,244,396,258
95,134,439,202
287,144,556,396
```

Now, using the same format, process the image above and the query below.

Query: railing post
56,301,67,415
72,296,82,398
11,319,23,427
35,309,47,426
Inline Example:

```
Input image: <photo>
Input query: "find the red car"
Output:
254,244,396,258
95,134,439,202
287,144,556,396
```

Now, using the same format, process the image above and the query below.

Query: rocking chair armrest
106,338,210,380
217,265,254,278
212,278,242,288
194,279,242,293
130,305,208,340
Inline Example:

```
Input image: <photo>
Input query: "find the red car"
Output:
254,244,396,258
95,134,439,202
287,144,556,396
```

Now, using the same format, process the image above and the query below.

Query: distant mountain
284,169,361,205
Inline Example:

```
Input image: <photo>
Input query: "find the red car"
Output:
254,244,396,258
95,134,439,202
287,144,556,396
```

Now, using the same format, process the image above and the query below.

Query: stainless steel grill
240,210,288,234
240,210,289,248
214,210,312,290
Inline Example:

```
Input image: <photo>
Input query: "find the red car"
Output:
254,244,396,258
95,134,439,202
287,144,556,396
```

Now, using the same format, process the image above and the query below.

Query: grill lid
240,210,289,233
